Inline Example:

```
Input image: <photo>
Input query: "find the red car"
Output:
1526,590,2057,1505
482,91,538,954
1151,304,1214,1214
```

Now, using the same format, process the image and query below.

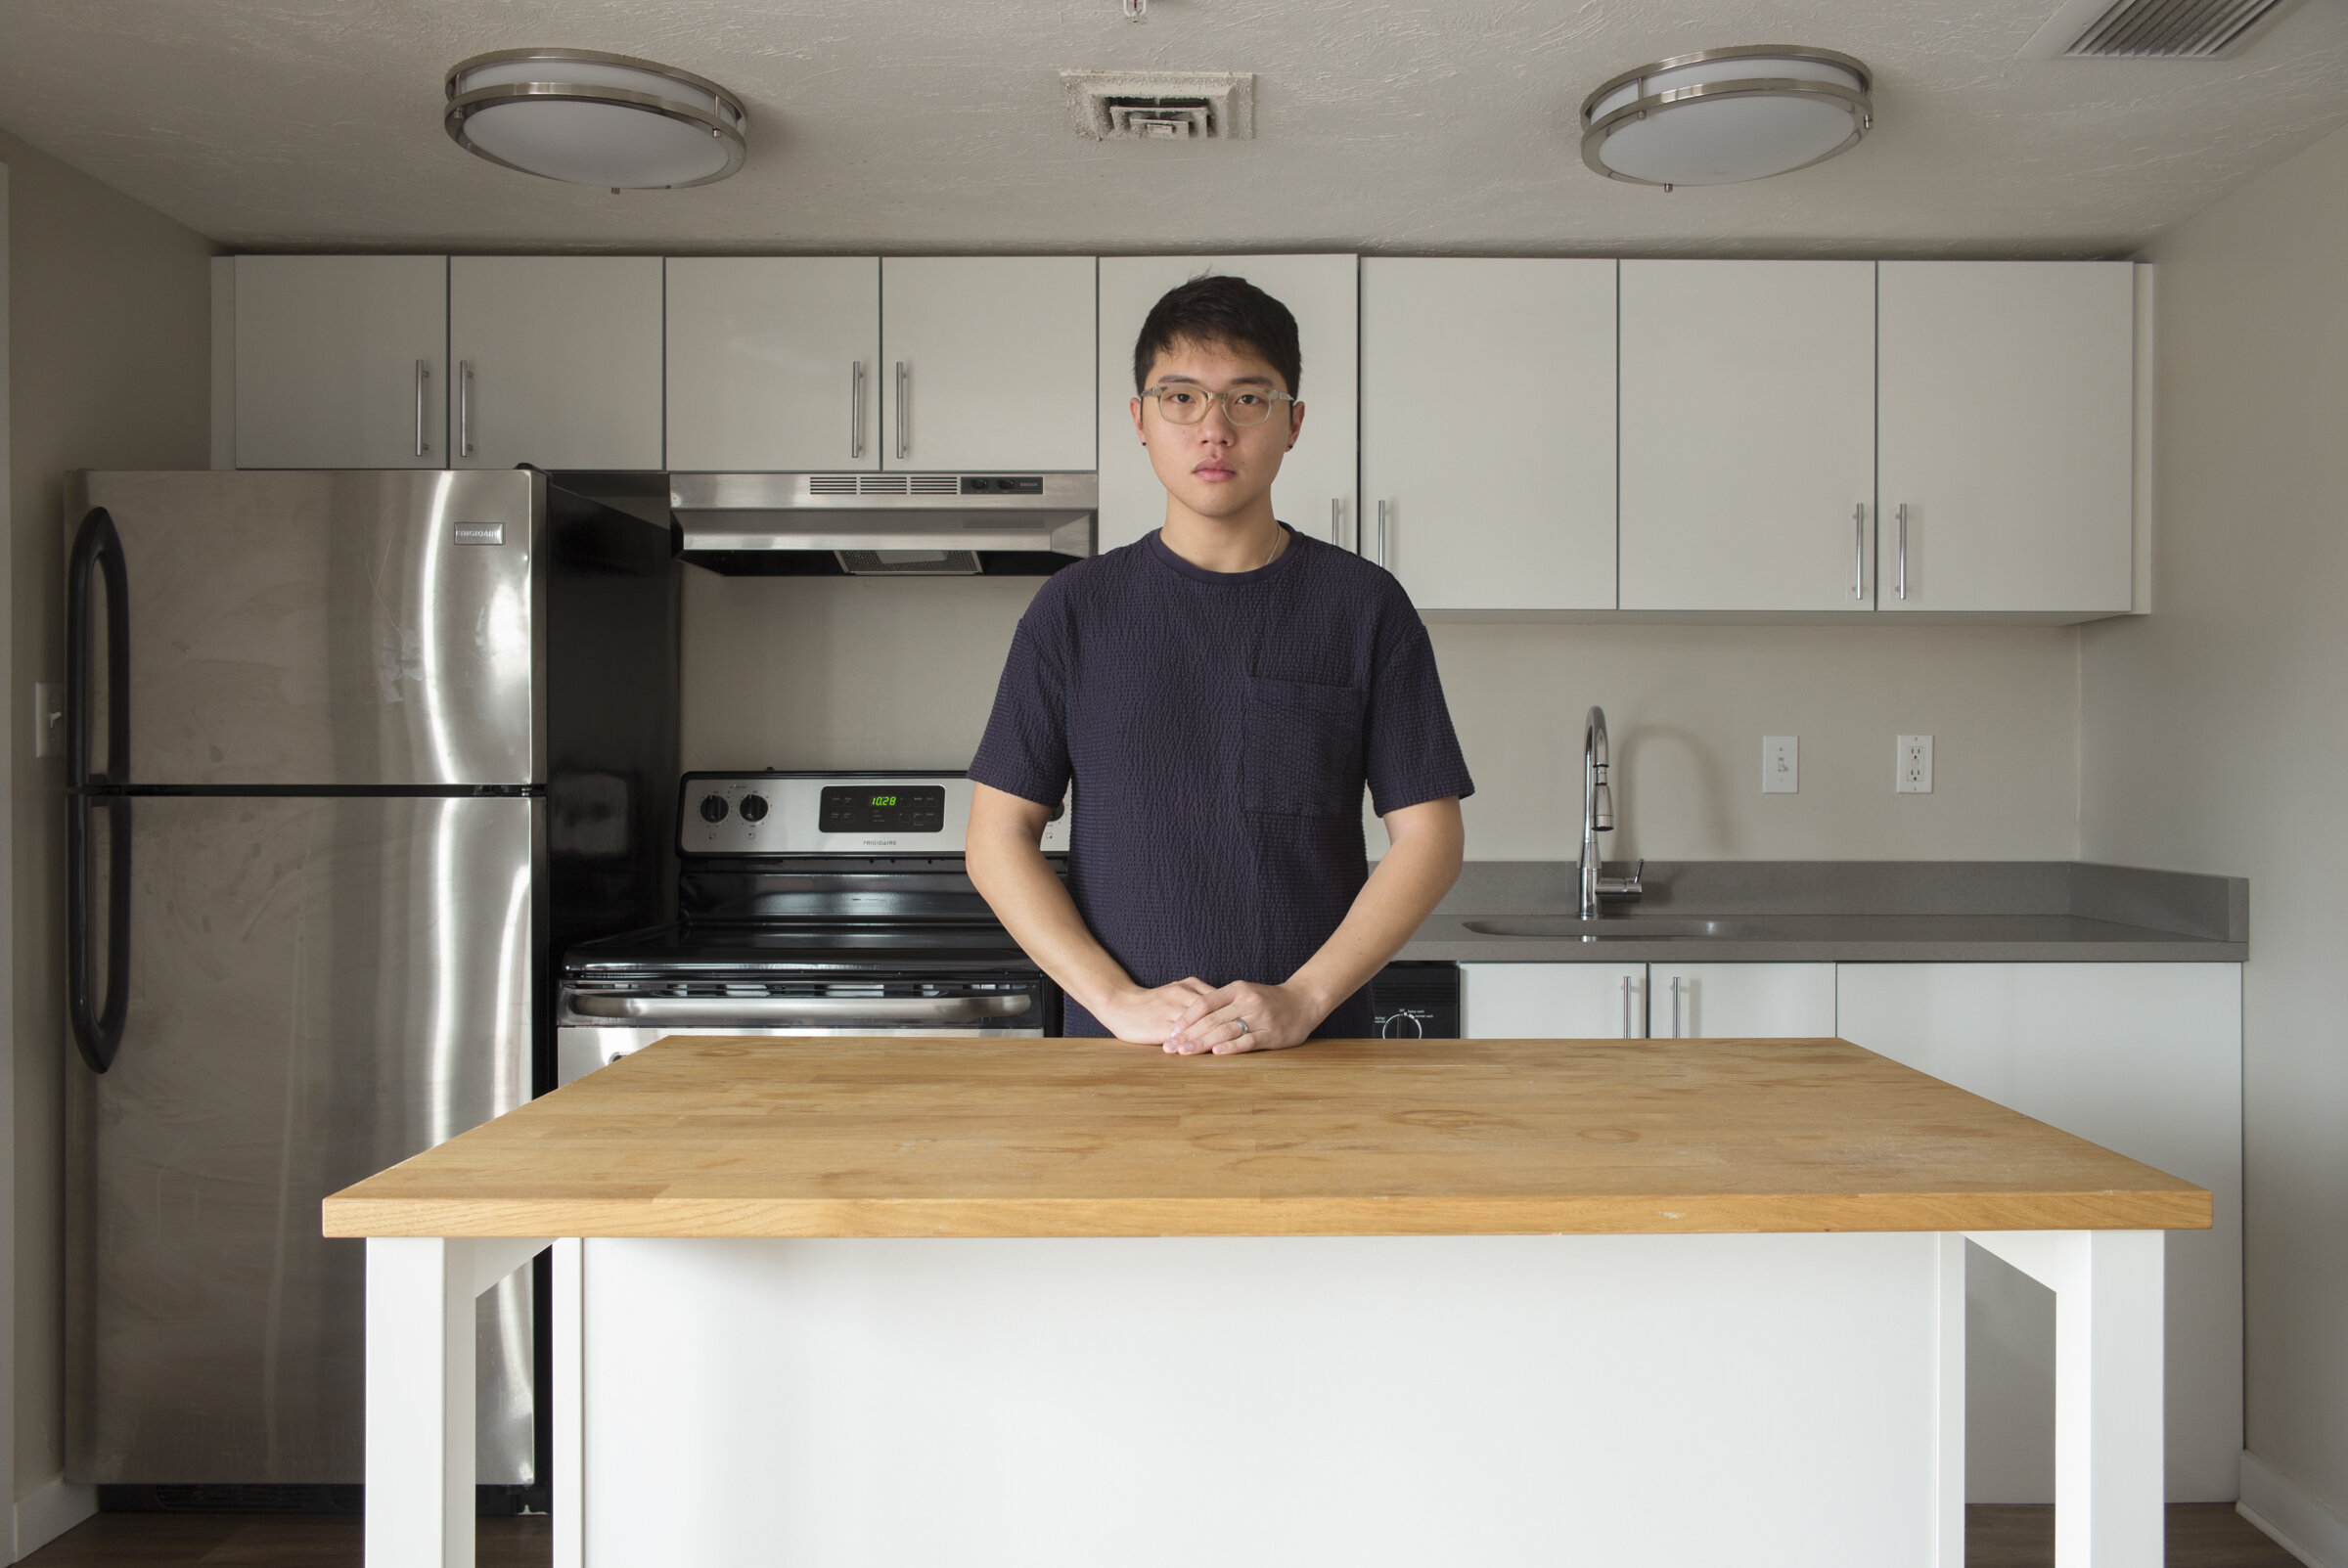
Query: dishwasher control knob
738,793,770,823
699,793,729,823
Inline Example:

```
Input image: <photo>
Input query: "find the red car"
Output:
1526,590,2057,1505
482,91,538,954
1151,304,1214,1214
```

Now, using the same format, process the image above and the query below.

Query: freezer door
65,470,543,786
67,795,538,1485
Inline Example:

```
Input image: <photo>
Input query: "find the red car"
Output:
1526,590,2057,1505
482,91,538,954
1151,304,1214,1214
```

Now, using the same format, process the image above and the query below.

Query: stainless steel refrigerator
62,470,677,1502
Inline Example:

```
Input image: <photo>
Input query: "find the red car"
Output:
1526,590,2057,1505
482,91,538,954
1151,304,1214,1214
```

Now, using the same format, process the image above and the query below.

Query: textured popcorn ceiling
2,0,2346,256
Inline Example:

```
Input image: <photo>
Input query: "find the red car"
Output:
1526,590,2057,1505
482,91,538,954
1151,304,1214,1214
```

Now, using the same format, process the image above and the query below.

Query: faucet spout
1579,706,1643,919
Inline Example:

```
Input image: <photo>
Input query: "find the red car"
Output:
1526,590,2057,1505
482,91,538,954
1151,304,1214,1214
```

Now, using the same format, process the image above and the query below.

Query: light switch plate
1762,735,1798,794
1897,734,1933,793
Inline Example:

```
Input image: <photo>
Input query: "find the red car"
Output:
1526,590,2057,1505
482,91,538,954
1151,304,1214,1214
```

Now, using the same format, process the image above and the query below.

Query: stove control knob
739,793,770,824
699,793,729,824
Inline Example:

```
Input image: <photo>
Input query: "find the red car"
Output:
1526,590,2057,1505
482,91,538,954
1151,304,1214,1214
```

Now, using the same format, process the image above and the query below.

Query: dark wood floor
1968,1504,2300,1566
20,1503,2305,1566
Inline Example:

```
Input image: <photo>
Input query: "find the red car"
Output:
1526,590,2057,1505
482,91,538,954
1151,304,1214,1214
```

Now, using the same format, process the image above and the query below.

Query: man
966,274,1472,1053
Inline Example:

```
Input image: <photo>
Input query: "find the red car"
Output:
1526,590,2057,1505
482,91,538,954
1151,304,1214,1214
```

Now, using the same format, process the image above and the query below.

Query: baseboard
11,1475,96,1562
2241,1451,2348,1568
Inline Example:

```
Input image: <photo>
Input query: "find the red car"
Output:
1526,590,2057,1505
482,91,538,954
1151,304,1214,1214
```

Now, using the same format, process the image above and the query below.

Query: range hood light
444,49,747,189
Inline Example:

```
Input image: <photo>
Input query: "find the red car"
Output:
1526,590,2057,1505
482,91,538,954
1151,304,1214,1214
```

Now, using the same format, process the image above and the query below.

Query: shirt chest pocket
1241,677,1367,819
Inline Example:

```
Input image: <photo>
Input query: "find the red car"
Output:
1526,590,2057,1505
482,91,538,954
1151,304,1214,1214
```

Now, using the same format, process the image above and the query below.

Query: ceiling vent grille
2026,0,2308,56
1061,71,1255,141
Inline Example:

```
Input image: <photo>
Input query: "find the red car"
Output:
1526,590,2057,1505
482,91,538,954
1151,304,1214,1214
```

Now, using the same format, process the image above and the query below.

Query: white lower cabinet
1835,963,2243,1502
1646,962,1837,1040
1461,963,1647,1039
1461,962,1832,1040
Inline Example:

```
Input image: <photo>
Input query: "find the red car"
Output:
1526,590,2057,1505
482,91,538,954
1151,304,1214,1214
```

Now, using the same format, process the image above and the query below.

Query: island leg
366,1236,551,1568
1965,1230,2166,1568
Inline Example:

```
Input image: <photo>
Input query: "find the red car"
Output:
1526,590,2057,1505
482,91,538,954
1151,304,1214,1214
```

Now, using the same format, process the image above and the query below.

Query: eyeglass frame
1137,382,1301,427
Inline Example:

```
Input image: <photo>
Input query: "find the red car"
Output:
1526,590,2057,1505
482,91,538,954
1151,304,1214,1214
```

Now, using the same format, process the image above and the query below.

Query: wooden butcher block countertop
322,1036,2212,1240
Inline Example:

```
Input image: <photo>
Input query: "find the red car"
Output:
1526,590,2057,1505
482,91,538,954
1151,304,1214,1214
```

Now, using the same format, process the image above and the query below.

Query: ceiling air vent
1061,70,1255,141
2023,0,2309,57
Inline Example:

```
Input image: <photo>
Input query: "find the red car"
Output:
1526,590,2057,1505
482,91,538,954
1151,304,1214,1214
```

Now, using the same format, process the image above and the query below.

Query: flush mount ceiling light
1580,46,1872,191
444,49,747,189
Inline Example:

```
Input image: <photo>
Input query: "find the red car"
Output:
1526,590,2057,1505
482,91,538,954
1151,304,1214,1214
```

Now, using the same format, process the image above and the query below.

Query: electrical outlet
1762,735,1798,794
1897,734,1933,793
33,683,63,759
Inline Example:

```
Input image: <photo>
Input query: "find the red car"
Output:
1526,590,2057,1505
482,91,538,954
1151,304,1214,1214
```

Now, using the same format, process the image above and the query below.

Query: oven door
556,970,1054,1085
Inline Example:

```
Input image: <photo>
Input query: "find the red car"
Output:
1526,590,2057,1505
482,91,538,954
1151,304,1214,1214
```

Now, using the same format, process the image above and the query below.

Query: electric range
556,771,1068,1083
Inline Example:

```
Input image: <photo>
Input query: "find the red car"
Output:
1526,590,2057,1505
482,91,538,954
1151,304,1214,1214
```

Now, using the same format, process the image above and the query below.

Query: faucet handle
1596,858,1645,902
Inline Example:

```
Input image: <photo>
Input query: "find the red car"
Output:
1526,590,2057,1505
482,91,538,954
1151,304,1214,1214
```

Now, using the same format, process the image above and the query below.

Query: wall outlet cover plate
1762,735,1798,794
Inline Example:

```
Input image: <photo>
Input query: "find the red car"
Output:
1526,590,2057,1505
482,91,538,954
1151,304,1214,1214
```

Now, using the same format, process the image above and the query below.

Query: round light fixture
444,49,747,189
1580,46,1872,191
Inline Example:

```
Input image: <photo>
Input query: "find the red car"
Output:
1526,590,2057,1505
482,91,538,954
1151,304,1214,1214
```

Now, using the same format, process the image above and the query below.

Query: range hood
670,472,1098,576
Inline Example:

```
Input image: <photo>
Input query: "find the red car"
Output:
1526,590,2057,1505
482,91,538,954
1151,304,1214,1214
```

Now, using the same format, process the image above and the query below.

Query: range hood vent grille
2052,0,2303,56
808,473,963,496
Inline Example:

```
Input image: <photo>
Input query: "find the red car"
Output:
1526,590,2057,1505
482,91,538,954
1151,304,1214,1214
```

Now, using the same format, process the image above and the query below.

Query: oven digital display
819,785,947,833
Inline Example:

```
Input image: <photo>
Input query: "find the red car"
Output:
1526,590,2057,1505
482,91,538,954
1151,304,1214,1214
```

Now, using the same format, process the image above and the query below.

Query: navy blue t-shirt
968,523,1474,1038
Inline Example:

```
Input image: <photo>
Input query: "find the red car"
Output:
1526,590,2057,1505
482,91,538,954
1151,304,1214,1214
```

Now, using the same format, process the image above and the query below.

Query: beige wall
0,130,212,1501
2083,121,2348,1525
682,575,2085,862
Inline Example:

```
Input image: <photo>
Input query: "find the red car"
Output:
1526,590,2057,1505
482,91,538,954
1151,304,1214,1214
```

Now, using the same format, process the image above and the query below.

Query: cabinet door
1878,262,2136,613
665,257,880,473
1361,260,1616,609
449,257,663,471
1619,261,1876,611
1645,963,1837,1040
1097,256,1359,554
881,257,1095,472
1461,963,1647,1039
1835,963,2241,1502
234,256,447,470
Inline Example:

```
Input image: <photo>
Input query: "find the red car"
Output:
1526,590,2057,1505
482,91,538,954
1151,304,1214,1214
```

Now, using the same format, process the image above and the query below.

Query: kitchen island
325,1035,2208,1568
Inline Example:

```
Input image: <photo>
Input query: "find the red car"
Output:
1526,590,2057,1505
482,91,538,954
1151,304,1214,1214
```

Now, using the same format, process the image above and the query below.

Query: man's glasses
1140,384,1298,427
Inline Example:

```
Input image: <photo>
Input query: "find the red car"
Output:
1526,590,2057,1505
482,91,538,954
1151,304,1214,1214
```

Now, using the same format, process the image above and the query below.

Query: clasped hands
1096,976,1332,1054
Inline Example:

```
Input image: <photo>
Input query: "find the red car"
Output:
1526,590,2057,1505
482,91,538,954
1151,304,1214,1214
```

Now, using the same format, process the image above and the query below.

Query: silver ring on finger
1233,1016,1249,1036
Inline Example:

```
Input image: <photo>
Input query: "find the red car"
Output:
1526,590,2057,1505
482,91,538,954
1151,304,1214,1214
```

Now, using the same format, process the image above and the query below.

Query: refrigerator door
67,794,538,1484
64,470,544,787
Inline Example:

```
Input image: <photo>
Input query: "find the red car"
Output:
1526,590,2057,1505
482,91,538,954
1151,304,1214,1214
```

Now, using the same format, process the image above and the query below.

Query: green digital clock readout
871,794,897,806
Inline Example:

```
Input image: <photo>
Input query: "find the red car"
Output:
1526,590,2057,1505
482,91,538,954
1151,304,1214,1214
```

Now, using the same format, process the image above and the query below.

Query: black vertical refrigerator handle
67,507,130,1073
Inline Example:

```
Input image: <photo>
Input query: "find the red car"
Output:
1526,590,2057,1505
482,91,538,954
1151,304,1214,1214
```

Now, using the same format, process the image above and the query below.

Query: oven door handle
565,994,1033,1024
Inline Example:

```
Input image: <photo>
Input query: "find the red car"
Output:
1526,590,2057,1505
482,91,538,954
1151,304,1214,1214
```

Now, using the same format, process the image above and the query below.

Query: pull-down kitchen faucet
1580,706,1644,919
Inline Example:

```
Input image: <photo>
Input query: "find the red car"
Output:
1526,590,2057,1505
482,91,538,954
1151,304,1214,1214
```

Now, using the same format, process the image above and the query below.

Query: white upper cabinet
1097,255,1359,554
880,257,1096,472
1462,963,1648,1040
1619,261,1877,612
1361,259,1617,610
1645,963,1837,1040
665,257,881,473
1877,262,2136,614
449,257,663,471
233,256,447,470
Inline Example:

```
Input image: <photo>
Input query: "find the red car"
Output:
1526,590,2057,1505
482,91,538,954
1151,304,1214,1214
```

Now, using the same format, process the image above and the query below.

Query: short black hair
1132,274,1303,397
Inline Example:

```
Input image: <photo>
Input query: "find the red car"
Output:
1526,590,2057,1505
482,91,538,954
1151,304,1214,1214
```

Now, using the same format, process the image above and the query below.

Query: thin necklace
1256,525,1287,570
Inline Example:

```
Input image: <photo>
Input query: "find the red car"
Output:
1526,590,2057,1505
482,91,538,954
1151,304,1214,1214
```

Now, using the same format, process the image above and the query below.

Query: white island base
369,1228,2164,1567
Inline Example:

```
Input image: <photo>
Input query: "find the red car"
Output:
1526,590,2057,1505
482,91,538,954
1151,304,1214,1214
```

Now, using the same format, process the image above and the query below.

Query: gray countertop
1395,861,2248,963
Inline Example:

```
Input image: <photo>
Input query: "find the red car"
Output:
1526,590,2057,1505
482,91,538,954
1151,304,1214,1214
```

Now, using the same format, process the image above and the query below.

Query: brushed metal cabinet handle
1669,974,1685,1039
1622,973,1636,1039
413,359,429,457
1376,499,1388,566
1852,503,1866,601
458,360,474,460
851,361,866,459
894,361,909,462
1897,503,1910,602
1330,497,1341,545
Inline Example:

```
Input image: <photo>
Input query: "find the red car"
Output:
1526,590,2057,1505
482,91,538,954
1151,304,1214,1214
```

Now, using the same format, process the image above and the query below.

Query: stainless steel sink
1462,916,1770,940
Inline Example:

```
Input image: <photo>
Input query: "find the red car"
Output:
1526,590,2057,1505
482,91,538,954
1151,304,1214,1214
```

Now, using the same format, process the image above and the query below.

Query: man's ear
1287,399,1306,450
1129,396,1147,445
